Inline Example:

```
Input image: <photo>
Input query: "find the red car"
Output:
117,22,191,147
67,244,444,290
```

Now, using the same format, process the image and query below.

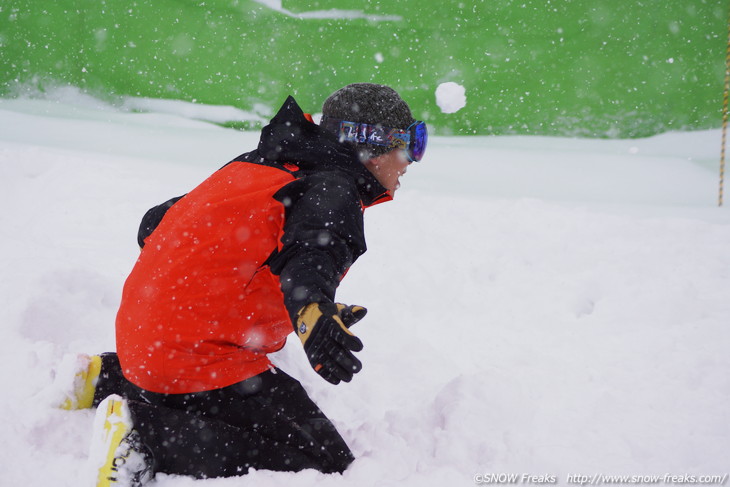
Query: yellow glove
296,302,367,384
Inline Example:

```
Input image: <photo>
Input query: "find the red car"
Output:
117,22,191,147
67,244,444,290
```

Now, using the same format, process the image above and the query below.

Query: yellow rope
720,7,730,207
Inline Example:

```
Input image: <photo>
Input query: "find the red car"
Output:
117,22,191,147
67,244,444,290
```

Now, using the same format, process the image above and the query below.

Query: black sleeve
137,195,185,248
268,172,367,325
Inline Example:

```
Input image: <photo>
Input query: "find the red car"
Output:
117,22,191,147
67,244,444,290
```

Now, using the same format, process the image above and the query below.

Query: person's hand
295,302,367,384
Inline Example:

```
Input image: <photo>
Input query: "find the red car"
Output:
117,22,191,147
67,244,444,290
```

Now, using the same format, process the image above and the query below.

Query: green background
0,0,727,137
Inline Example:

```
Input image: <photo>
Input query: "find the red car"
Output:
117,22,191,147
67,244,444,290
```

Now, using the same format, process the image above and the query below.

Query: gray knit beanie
322,83,416,159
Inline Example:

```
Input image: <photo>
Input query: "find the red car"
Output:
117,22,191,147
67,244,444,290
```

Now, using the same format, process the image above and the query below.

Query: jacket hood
258,96,391,207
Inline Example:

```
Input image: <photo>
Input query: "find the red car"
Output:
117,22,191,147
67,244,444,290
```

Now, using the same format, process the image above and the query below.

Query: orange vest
116,161,297,393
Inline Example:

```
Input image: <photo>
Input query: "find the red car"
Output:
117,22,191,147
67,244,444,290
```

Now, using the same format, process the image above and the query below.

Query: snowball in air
435,82,466,114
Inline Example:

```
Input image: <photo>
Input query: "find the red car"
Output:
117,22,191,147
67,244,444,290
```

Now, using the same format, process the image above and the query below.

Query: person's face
363,150,411,194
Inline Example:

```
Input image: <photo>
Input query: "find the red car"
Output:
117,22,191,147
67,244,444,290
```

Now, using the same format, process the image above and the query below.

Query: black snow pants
92,353,354,478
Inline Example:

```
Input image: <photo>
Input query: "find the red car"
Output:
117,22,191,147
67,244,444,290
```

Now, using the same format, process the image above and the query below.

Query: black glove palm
296,302,367,385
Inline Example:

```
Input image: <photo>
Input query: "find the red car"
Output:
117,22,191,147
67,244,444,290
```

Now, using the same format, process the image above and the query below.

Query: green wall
0,0,727,137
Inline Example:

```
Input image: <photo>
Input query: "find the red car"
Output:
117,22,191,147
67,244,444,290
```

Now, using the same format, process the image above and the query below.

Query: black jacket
136,96,391,322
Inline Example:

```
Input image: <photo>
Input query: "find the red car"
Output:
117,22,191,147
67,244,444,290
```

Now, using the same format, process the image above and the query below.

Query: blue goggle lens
408,121,428,162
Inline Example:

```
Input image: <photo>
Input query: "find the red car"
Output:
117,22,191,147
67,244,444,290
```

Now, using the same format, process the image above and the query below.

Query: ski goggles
322,118,428,162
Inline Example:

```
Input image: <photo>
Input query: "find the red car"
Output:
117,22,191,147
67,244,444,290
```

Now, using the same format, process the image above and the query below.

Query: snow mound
0,94,728,486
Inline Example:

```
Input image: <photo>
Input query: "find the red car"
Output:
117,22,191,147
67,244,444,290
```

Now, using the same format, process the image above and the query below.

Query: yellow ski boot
88,394,153,487
58,354,102,410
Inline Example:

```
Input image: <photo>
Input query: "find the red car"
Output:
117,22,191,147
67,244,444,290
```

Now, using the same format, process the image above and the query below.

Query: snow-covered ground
1,92,729,486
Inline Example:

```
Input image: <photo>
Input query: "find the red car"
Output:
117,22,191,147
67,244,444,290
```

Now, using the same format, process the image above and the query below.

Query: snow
1,92,729,486
250,0,402,21
436,82,467,114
